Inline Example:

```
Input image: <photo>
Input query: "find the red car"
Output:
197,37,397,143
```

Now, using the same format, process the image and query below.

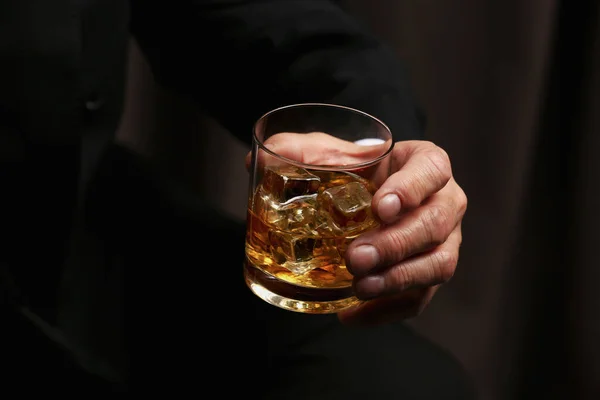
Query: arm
129,0,425,144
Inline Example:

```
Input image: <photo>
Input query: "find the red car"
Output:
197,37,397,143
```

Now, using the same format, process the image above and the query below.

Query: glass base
243,260,362,314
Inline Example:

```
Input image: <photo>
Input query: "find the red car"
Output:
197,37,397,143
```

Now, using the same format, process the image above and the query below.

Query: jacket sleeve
129,0,426,144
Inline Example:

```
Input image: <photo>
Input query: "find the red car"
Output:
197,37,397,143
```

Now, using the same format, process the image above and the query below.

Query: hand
339,139,467,326
247,133,467,326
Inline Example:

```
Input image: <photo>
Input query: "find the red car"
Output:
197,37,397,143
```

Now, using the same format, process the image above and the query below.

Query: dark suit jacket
0,0,425,385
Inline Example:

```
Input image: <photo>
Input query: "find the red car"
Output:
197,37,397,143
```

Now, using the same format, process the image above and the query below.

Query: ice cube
269,230,318,273
262,165,320,203
318,181,376,234
255,188,319,232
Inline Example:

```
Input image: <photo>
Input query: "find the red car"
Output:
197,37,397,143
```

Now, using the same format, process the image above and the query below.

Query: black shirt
1,0,425,385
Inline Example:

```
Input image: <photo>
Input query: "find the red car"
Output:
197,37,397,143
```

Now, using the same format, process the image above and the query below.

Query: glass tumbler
244,103,393,314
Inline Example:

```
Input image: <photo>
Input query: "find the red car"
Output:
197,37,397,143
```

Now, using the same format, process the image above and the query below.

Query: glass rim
252,102,394,171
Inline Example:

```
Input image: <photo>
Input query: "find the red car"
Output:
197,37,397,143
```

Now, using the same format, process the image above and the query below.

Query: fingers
245,131,391,170
337,286,439,326
373,141,453,223
347,178,466,277
352,225,462,300
339,183,466,326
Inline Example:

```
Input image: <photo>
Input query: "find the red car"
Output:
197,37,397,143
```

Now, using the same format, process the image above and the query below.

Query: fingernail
355,275,385,299
378,194,401,222
348,245,379,275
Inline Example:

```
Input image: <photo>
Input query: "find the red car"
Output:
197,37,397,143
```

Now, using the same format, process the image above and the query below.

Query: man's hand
247,133,467,326
339,139,466,325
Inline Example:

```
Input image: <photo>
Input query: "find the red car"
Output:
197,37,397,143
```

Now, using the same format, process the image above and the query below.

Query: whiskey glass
244,103,393,314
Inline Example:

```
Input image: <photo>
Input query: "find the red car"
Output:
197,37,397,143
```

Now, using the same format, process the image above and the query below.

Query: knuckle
425,147,452,182
385,228,412,261
394,179,423,209
422,205,453,246
457,188,468,216
389,264,416,291
431,250,458,284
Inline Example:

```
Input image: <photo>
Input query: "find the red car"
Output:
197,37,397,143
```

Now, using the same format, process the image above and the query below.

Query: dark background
114,1,600,399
